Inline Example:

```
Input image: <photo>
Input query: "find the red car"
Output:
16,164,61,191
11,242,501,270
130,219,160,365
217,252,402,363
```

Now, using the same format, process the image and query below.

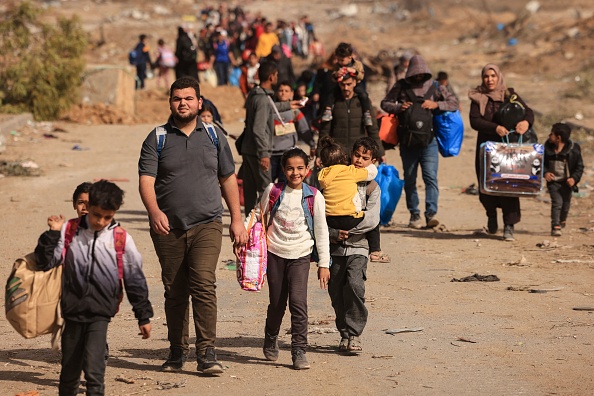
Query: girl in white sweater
248,147,330,370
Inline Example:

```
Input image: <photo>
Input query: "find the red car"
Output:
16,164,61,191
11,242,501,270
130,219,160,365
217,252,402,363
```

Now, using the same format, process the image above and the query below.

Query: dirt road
1,117,593,395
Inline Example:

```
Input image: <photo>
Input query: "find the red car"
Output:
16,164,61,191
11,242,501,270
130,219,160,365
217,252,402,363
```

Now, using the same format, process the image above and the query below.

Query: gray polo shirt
138,118,236,231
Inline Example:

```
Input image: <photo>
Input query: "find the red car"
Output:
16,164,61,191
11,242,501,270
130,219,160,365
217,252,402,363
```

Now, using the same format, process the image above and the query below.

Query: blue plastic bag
433,109,464,157
374,164,404,226
229,67,242,87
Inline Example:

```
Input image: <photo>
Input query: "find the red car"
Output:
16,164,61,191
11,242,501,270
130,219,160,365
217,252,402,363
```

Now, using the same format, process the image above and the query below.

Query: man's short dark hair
170,77,201,100
258,61,278,82
335,42,353,58
276,80,293,91
551,122,571,143
72,182,92,204
437,71,448,81
89,180,124,211
352,137,379,161
139,34,147,41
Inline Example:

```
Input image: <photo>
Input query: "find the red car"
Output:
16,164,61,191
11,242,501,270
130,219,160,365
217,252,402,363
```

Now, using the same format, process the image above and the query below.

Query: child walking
351,137,390,263
35,180,153,395
543,123,584,236
325,138,382,354
245,147,330,370
317,136,377,231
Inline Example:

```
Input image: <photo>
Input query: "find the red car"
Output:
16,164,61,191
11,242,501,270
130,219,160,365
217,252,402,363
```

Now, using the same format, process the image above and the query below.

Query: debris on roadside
529,288,563,293
451,273,500,282
504,255,529,266
156,379,187,390
0,160,42,177
462,183,478,195
384,328,424,335
115,375,135,384
536,240,558,249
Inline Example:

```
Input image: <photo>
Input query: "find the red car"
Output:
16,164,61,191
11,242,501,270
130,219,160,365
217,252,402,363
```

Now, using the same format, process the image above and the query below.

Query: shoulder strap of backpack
62,218,80,261
155,125,167,158
404,83,437,102
203,123,220,148
267,182,285,227
113,226,127,280
305,186,317,218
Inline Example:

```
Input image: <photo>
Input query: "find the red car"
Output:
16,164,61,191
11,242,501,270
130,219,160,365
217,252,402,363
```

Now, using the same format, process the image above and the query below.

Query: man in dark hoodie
381,55,458,229
265,44,296,88
543,123,584,236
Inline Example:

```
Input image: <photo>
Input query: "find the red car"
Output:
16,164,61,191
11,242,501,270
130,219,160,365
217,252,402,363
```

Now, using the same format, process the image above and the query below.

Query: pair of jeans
399,138,439,217
214,61,229,86
328,254,368,339
240,154,272,216
548,181,572,227
265,252,311,350
59,319,109,396
151,222,223,354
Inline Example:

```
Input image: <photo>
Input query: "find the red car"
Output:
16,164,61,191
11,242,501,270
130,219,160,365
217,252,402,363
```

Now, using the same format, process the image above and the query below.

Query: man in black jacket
318,70,385,162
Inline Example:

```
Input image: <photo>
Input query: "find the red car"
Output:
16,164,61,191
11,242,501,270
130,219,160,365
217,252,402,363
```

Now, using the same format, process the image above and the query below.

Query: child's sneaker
363,110,373,126
560,221,567,229
551,226,562,237
262,334,279,361
321,108,333,122
291,349,310,370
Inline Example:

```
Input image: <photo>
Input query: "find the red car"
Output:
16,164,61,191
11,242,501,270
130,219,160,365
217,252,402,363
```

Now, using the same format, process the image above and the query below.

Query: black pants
366,224,381,252
548,181,572,228
478,192,521,226
135,63,147,90
60,319,109,396
265,252,310,350
326,215,364,231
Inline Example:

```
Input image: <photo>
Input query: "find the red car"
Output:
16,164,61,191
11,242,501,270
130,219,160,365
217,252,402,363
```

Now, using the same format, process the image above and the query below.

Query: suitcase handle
502,130,523,145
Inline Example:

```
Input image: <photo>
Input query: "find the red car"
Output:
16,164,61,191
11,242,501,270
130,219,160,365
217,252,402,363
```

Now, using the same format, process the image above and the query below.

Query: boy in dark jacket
543,123,584,236
35,180,153,396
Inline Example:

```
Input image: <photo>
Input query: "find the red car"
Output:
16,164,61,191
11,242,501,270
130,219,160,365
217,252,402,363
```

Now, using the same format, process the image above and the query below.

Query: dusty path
1,119,593,396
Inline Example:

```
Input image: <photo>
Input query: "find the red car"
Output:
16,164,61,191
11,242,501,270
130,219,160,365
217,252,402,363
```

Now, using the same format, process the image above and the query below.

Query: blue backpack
128,48,140,66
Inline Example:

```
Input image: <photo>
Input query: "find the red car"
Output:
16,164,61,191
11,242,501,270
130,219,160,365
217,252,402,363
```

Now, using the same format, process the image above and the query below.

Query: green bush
0,2,87,120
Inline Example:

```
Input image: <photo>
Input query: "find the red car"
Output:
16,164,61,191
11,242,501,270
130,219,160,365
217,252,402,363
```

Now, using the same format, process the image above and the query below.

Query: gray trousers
548,181,572,227
328,254,368,339
240,154,271,216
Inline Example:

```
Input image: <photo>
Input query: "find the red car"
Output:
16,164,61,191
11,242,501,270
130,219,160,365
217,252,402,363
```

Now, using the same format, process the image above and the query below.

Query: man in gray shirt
138,77,247,375
239,61,302,215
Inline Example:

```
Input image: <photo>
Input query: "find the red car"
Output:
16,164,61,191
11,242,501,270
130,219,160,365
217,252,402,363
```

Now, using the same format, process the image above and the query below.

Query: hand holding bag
236,207,267,291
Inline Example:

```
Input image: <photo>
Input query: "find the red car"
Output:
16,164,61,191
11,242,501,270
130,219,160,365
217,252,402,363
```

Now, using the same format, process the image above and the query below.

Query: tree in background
0,2,87,120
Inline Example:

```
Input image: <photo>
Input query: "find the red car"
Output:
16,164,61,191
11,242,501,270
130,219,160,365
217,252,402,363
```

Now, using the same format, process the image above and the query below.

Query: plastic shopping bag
374,164,404,226
433,109,464,157
236,210,267,291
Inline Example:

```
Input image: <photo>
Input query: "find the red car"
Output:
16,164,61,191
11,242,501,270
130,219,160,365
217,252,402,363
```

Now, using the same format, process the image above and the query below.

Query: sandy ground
1,0,594,395
0,116,593,395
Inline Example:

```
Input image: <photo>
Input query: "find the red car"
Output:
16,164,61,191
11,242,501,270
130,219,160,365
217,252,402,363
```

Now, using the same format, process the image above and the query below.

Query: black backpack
397,84,437,149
